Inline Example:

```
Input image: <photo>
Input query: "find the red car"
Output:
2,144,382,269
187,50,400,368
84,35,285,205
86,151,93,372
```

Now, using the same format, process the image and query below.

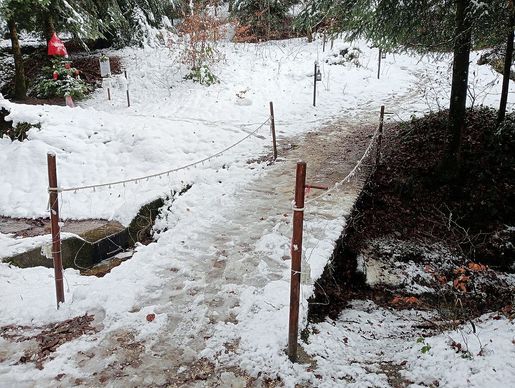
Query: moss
127,197,165,244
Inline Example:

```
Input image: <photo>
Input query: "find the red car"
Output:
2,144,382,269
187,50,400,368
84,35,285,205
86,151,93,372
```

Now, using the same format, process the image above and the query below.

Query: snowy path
8,119,371,387
2,36,513,387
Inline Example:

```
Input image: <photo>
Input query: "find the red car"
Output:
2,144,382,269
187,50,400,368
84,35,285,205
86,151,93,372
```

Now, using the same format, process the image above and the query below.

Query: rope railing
49,117,271,193
304,124,381,205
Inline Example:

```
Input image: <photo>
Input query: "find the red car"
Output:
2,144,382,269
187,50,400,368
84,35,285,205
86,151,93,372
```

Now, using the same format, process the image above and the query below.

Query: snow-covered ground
0,33,514,387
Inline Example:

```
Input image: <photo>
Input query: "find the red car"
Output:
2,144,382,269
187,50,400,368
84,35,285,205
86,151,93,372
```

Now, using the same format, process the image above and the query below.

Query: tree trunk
446,0,472,172
7,19,27,101
497,5,514,124
45,14,56,43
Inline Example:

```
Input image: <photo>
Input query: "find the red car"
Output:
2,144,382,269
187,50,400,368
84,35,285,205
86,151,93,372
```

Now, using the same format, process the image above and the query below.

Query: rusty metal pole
377,48,382,79
375,105,385,167
269,101,278,161
125,71,131,108
288,161,306,362
47,153,65,308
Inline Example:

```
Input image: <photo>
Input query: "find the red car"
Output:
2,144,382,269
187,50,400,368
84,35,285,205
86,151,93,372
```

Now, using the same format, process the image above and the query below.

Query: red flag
48,33,68,57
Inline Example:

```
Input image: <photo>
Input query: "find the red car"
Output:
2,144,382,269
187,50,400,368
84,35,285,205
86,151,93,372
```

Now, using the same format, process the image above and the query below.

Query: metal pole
125,71,131,107
269,101,278,161
288,161,306,362
47,153,65,308
375,105,385,167
377,48,382,79
313,61,317,107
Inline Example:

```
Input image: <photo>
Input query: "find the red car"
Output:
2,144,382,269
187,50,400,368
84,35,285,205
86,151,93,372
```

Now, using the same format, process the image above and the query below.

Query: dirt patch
0,314,96,370
309,108,515,323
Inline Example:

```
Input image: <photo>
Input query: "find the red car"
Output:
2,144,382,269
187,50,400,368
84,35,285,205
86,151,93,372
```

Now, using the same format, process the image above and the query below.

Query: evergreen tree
296,0,514,172
498,0,515,124
232,0,289,40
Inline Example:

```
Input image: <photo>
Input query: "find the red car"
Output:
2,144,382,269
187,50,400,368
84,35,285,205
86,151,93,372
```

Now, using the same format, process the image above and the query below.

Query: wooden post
107,81,111,101
269,101,278,161
288,161,306,362
313,61,317,107
375,105,385,167
377,48,382,79
125,71,131,107
47,153,65,308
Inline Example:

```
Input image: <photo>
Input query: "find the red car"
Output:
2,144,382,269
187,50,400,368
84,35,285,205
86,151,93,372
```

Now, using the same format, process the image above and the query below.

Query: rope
49,117,271,193
305,125,381,205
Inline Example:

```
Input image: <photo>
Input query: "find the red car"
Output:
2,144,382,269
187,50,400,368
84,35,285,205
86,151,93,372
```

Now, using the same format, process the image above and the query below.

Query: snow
0,32,514,386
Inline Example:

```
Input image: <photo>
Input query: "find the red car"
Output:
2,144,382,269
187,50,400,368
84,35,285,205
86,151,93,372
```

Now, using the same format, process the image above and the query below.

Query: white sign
99,57,111,78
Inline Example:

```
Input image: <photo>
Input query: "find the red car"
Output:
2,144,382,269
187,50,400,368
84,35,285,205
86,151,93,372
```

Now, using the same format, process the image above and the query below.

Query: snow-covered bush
33,58,91,100
326,47,362,67
0,108,39,142
185,64,219,86
178,6,224,86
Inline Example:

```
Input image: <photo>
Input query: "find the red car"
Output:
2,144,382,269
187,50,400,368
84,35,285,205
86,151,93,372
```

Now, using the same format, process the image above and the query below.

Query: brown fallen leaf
391,295,420,306
453,274,470,292
467,262,488,272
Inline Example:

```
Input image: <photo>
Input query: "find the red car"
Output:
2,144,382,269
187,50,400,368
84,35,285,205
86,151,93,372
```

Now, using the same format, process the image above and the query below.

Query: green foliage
0,0,175,47
417,337,431,354
295,1,513,52
33,58,91,100
0,109,40,141
185,64,219,86
232,0,289,40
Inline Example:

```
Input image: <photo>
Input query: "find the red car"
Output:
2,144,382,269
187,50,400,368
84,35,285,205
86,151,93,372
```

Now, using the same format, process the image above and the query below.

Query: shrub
232,0,290,42
178,4,224,85
33,58,91,100
184,64,219,86
0,109,40,141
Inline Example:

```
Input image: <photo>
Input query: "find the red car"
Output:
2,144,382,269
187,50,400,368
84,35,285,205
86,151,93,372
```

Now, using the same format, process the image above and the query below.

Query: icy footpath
0,119,368,386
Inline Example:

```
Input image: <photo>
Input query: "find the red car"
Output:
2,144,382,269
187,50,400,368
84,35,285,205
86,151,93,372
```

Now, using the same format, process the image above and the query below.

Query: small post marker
269,101,278,161
377,48,383,79
47,153,65,308
313,61,321,107
288,161,307,362
375,105,385,167
125,70,131,107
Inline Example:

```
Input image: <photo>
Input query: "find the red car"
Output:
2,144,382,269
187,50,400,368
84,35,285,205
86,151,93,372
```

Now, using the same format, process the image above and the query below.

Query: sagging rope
304,124,381,205
49,117,271,193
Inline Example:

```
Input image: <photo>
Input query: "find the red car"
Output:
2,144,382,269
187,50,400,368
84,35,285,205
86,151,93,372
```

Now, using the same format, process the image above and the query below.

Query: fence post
377,48,382,79
125,71,131,108
47,153,65,308
269,101,278,161
313,61,318,107
375,105,385,167
288,161,307,362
